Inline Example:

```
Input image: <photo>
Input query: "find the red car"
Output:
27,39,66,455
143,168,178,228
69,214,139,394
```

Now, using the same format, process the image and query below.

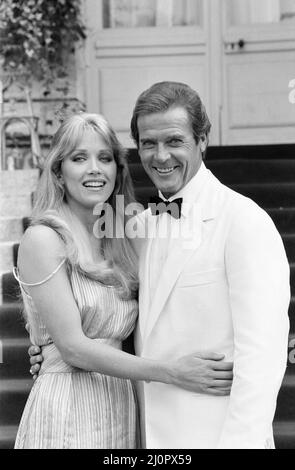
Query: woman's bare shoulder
21,224,64,250
18,225,66,267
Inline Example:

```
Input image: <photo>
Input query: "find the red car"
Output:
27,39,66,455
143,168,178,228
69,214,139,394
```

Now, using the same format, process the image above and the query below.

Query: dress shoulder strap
13,258,66,287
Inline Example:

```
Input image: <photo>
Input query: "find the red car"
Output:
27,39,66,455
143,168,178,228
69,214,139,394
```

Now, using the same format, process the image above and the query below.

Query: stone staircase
0,170,39,449
0,145,295,448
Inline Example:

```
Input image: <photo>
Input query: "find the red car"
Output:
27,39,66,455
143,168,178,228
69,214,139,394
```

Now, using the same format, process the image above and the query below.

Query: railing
0,79,43,171
0,115,42,171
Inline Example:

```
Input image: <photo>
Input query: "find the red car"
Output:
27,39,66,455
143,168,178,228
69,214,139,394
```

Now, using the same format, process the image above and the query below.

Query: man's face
137,107,205,198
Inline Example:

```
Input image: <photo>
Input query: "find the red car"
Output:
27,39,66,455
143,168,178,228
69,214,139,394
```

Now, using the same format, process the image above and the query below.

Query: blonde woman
13,113,222,449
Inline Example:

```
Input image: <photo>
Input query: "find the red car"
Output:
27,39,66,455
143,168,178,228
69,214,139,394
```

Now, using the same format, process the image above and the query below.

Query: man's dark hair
130,81,211,149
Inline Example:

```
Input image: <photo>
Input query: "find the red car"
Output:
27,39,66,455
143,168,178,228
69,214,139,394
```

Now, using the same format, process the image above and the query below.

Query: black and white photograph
0,0,294,452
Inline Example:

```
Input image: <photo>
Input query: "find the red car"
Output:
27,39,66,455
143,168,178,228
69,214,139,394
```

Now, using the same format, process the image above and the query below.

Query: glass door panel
226,0,295,26
102,0,203,28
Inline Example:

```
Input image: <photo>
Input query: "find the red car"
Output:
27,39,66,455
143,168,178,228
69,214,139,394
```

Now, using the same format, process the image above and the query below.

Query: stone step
289,296,295,320
290,264,295,298
0,423,292,450
275,373,295,422
287,331,295,367
1,337,31,380
207,159,295,185
0,371,292,447
282,234,295,264
284,332,295,372
0,169,39,195
0,241,16,272
0,302,25,338
0,193,33,218
0,378,32,426
267,208,295,234
0,217,24,242
288,333,295,367
1,272,21,304
0,220,29,273
13,243,19,267
273,421,295,449
230,182,295,209
0,425,17,449
288,298,295,334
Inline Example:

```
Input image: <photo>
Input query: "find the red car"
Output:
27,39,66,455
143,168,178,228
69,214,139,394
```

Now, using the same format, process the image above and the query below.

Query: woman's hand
168,351,233,396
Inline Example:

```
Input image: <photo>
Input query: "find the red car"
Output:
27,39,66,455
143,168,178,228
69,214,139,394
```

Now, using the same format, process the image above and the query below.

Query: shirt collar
158,162,208,218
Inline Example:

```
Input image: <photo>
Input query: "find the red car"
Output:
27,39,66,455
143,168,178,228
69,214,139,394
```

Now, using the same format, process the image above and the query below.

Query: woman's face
61,129,117,211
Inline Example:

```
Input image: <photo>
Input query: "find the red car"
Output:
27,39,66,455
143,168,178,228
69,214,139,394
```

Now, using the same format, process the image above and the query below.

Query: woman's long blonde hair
30,113,139,299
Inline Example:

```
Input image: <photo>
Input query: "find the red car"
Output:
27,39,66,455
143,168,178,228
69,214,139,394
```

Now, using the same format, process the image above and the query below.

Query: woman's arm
20,225,233,394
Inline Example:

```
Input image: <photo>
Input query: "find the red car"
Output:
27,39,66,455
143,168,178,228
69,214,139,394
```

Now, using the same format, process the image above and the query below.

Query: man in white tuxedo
130,81,290,449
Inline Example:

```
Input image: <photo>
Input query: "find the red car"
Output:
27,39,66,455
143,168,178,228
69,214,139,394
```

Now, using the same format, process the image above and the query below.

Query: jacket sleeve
217,200,290,449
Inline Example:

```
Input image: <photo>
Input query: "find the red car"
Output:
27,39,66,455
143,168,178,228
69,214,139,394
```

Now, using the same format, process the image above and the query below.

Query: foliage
0,0,86,91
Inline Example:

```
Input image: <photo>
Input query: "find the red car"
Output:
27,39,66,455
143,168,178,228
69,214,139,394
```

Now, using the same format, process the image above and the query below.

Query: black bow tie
148,196,183,219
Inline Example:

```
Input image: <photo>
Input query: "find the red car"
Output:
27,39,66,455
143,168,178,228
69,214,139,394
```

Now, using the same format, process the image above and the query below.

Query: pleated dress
13,261,139,449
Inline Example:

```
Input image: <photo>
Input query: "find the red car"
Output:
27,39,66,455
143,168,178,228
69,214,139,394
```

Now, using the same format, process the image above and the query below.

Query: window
103,0,202,28
227,0,295,25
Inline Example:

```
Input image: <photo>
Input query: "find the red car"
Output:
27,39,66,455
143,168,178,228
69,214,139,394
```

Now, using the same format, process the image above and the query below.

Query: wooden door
82,0,295,147
221,0,295,145
83,0,218,146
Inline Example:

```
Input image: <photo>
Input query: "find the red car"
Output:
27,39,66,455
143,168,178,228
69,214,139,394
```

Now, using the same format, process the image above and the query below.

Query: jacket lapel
137,211,158,338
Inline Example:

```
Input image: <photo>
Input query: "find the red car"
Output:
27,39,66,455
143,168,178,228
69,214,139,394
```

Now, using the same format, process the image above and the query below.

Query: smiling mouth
82,180,106,190
153,167,178,176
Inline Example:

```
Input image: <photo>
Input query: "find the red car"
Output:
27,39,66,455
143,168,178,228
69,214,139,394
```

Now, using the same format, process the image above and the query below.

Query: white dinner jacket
134,164,290,449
